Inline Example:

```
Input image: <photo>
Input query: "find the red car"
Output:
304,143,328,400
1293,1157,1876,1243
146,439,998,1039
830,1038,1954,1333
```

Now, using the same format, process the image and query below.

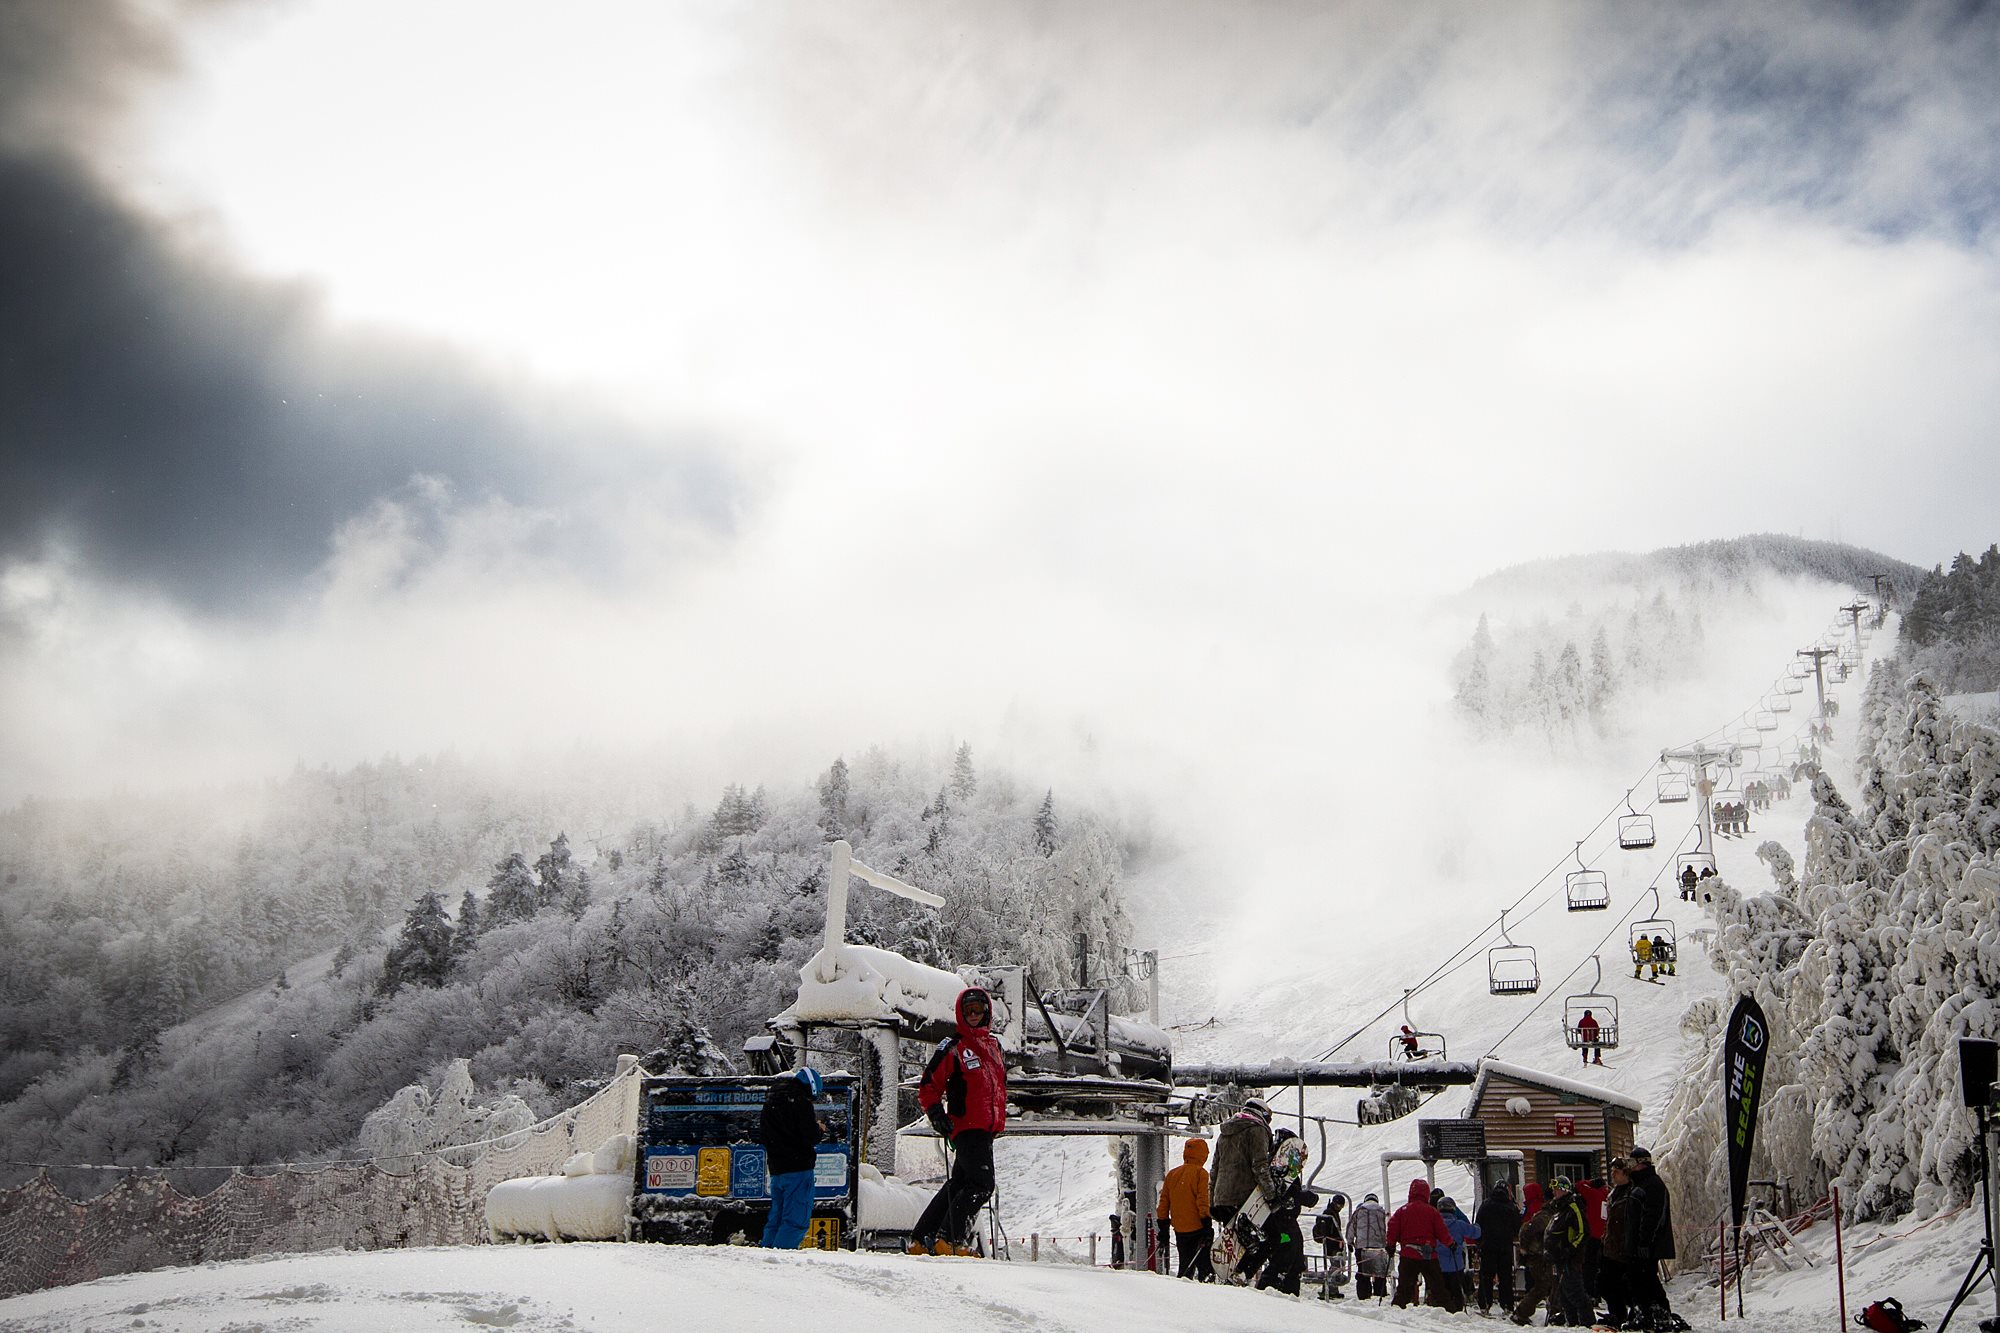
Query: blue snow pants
761,1170,815,1248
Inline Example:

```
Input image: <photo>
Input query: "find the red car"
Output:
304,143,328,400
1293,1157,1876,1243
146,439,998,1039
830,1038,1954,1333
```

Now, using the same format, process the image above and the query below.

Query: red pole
1833,1186,1847,1331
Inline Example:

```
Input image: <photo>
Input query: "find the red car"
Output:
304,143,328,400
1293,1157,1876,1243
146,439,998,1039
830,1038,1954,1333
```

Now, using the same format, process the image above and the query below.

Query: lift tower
1660,741,1741,869
1841,600,1870,655
1869,574,1895,610
1799,646,1838,718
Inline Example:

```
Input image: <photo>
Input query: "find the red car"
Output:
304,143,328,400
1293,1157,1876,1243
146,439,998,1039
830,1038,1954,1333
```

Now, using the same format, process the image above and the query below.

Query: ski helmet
794,1066,824,1097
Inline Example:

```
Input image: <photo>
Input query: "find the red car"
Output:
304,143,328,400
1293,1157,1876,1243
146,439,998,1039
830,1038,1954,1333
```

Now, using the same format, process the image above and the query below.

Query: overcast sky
3,0,1998,804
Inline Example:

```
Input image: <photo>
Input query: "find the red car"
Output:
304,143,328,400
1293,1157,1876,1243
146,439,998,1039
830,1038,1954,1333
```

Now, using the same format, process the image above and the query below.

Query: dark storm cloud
0,2,747,612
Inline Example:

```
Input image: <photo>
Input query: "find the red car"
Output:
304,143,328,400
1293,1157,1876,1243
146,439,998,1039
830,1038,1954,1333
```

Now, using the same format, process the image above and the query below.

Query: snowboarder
1398,1025,1427,1059
1679,864,1699,900
1475,1182,1521,1314
758,1066,827,1249
1387,1177,1454,1309
1651,934,1675,976
908,988,1006,1257
1577,1009,1604,1065
1313,1193,1348,1300
1250,1129,1318,1294
1208,1097,1277,1283
1349,1191,1391,1300
1632,934,1654,980
1156,1137,1213,1281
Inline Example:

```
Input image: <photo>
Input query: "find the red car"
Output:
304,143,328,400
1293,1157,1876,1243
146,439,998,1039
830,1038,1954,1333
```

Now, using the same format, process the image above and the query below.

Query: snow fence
0,1059,644,1298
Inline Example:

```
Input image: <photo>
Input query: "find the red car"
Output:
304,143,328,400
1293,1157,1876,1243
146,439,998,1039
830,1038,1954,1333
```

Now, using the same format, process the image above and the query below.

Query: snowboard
1220,1137,1310,1284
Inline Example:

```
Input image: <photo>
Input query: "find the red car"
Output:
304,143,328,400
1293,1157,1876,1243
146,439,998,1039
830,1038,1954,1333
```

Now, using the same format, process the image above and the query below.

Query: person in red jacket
908,988,1007,1255
1575,1173,1610,1305
1386,1177,1455,1308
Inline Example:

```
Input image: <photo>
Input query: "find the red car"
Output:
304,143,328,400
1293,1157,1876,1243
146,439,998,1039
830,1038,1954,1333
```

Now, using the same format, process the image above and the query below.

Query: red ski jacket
1386,1178,1453,1259
917,988,1008,1135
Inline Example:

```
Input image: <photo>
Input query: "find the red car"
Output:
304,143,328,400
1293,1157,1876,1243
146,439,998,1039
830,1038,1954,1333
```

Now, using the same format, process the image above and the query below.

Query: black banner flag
1723,993,1771,1229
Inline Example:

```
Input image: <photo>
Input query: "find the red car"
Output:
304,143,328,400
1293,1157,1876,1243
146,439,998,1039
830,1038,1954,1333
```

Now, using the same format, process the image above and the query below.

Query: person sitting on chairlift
1399,1026,1428,1060
1576,1010,1603,1066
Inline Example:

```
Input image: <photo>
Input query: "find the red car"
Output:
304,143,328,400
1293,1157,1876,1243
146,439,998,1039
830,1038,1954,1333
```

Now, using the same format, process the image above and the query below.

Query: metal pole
1148,951,1160,1027
1834,1184,1848,1332
1719,1216,1727,1323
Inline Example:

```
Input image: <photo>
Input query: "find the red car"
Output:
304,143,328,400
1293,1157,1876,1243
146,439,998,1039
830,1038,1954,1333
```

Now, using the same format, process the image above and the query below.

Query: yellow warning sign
805,1217,841,1250
695,1146,732,1197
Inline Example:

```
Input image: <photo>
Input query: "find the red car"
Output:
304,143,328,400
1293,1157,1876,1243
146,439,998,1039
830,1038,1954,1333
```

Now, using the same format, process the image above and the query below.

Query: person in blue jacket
758,1067,827,1248
1436,1196,1481,1313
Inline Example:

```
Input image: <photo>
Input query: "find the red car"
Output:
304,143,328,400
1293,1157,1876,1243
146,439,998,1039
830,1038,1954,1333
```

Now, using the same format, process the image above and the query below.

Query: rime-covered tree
378,890,455,997
484,852,538,926
951,743,978,801
1034,790,1058,858
818,757,850,835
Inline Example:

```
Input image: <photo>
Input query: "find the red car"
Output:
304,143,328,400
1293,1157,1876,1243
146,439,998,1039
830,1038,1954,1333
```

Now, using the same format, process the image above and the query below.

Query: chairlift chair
1565,843,1611,911
1657,770,1690,803
1767,691,1792,714
1675,850,1717,883
1629,890,1679,975
1563,956,1620,1054
1487,911,1540,995
1752,711,1778,732
1391,990,1449,1065
1616,789,1657,850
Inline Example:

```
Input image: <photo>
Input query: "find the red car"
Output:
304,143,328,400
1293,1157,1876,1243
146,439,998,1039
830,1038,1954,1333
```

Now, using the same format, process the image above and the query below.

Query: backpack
1856,1298,1925,1333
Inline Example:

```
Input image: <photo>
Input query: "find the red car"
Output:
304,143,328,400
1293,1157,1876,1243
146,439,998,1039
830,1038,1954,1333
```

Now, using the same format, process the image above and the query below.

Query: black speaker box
1960,1037,1999,1109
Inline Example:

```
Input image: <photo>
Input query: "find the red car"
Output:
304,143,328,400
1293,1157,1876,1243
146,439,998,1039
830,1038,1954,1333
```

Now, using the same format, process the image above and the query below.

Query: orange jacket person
1158,1138,1214,1280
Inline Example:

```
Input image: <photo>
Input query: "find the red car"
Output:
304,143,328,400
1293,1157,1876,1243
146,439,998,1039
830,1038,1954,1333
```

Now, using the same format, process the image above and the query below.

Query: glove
926,1107,953,1140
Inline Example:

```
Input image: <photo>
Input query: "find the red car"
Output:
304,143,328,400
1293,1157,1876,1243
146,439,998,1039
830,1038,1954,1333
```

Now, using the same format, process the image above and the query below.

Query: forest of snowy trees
0,744,1134,1184
1902,544,2000,693
1451,536,1925,748
1653,648,2000,1252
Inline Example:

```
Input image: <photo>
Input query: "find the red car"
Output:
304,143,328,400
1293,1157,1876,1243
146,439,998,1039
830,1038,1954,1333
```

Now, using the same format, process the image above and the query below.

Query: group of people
1632,933,1676,980
1677,862,1717,901
1711,799,1751,836
1156,1097,1324,1292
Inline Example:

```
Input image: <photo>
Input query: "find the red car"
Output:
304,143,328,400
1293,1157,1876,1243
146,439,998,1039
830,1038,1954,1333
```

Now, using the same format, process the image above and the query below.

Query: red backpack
1855,1297,1925,1333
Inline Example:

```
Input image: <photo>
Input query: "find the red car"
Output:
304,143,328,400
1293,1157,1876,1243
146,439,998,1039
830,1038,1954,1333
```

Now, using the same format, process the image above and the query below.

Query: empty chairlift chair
1617,791,1656,850
1766,690,1793,715
1656,770,1691,804
1487,911,1541,995
1752,710,1778,732
1565,843,1610,911
1564,956,1620,1062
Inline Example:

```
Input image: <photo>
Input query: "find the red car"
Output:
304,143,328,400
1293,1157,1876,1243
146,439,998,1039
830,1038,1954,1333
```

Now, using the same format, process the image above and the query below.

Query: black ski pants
1174,1225,1214,1280
1477,1243,1516,1311
911,1130,994,1247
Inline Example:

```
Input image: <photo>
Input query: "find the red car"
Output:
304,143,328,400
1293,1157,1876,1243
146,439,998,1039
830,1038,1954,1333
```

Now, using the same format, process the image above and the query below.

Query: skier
1679,864,1699,900
1386,1177,1453,1309
1475,1182,1522,1314
1576,1009,1603,1065
1208,1097,1277,1283
1652,934,1676,977
1632,934,1654,980
758,1066,827,1249
1624,1147,1678,1331
1436,1196,1479,1313
1156,1137,1213,1280
907,988,1006,1256
1313,1192,1349,1300
1399,1025,1426,1059
1349,1191,1392,1300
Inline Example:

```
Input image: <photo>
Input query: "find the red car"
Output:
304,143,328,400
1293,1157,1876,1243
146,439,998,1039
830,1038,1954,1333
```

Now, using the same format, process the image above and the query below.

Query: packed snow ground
6,597,1995,1331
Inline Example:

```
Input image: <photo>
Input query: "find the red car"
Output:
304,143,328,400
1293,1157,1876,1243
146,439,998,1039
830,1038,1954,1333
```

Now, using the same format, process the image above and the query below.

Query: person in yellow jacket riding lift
1632,934,1654,980
1157,1137,1214,1280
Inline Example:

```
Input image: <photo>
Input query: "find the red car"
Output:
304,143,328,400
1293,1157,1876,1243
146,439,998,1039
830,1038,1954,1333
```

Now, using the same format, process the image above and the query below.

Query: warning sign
696,1146,733,1196
805,1217,841,1250
645,1148,698,1194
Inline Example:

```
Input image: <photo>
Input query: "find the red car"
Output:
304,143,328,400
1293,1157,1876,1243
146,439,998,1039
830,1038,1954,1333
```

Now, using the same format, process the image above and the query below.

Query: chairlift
1779,675,1805,694
1752,711,1778,732
1563,956,1620,1054
1629,888,1678,976
1487,910,1540,996
1787,661,1811,680
1617,789,1656,850
1391,989,1449,1065
1565,842,1611,911
1656,770,1690,804
1766,691,1792,714
1675,850,1718,885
